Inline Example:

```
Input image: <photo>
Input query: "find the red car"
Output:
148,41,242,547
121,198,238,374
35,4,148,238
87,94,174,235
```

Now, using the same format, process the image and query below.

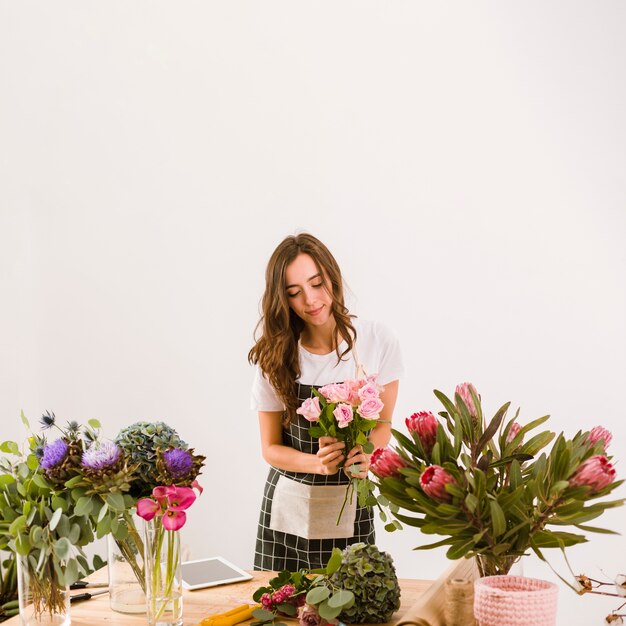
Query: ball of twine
444,577,475,626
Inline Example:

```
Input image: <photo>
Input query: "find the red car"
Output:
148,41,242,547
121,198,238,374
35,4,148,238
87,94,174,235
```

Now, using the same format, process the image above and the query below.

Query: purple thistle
163,448,193,479
81,441,122,470
40,439,69,470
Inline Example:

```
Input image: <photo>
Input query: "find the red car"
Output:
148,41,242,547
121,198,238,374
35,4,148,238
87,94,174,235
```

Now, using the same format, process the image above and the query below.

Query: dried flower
420,465,456,501
371,448,407,478
39,410,56,430
406,411,438,454
615,574,626,597
299,605,327,626
569,455,616,492
163,448,193,479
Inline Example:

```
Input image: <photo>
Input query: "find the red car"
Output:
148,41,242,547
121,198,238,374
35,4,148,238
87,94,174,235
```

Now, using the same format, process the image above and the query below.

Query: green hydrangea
329,543,401,623
114,421,187,497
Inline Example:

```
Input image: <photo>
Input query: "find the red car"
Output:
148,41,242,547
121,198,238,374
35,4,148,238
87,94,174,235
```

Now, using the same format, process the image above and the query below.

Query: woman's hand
344,445,370,479
317,436,345,475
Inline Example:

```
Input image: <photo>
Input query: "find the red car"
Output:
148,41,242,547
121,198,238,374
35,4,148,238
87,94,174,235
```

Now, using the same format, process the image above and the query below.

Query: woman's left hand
343,445,370,479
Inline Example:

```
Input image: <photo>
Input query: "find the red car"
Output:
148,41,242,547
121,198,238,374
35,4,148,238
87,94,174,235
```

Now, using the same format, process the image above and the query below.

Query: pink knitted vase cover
474,575,558,626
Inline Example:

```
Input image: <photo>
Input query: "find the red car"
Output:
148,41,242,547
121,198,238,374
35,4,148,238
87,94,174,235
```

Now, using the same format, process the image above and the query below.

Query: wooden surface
5,570,432,626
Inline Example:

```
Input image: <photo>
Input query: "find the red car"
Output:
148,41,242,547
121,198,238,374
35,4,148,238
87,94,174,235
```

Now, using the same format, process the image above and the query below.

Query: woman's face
284,253,334,328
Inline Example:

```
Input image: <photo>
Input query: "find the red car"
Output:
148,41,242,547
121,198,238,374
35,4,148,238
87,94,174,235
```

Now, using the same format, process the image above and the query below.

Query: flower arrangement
297,376,384,523
135,451,204,624
251,543,400,626
371,383,624,577
0,412,112,622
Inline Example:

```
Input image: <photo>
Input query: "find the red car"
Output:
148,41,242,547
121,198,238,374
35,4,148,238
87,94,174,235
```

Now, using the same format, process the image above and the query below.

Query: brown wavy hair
248,233,356,425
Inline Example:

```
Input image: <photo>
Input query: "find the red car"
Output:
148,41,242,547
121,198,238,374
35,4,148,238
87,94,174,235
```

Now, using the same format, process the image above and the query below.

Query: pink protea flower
371,448,407,478
296,396,322,422
587,426,612,450
506,421,522,444
455,382,479,418
569,455,616,492
406,411,438,454
420,465,456,501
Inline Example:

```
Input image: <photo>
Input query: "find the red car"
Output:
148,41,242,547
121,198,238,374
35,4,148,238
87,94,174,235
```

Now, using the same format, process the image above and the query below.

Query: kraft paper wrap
395,558,478,626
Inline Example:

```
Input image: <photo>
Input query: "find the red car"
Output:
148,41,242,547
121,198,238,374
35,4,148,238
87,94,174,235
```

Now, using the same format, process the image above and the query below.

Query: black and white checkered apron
254,381,375,571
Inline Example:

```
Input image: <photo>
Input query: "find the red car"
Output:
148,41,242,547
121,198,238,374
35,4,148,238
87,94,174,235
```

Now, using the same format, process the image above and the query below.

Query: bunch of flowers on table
0,411,110,622
371,383,624,577
297,375,384,523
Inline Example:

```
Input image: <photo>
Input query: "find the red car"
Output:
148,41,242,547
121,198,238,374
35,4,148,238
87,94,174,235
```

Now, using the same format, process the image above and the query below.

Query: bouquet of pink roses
296,375,384,523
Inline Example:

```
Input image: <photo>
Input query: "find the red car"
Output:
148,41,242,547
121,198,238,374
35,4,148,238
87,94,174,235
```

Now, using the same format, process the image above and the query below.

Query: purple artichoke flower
40,439,69,470
163,448,193,479
81,441,122,470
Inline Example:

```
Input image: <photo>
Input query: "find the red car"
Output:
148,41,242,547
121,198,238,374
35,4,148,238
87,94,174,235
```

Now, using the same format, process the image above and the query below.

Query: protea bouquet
297,376,384,523
371,383,624,577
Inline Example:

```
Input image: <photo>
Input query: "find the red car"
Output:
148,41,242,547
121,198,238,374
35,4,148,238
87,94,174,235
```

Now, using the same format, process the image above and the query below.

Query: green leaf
21,410,30,428
277,603,297,616
306,587,330,605
318,600,342,620
27,454,39,471
0,441,19,455
252,609,275,621
327,590,354,608
9,515,27,536
88,419,101,429
106,493,125,512
55,537,72,560
74,496,94,517
49,508,63,531
64,476,82,489
0,474,15,486
476,402,510,456
325,548,342,575
489,500,506,538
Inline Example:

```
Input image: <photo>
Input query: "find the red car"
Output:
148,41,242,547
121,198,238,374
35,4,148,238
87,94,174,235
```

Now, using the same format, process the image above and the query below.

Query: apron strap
351,337,367,380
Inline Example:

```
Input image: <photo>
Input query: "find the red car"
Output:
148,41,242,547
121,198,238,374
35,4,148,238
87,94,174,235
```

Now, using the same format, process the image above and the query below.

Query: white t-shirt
250,319,404,412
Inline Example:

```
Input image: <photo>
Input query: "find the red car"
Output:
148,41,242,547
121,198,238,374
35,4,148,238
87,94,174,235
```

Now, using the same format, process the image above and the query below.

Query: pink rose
371,448,407,478
319,383,350,403
343,378,362,405
420,465,456,501
358,382,380,402
455,382,479,419
300,605,335,626
569,455,616,492
357,397,384,420
506,421,522,444
587,426,612,450
296,397,322,422
333,403,354,428
406,411,438,454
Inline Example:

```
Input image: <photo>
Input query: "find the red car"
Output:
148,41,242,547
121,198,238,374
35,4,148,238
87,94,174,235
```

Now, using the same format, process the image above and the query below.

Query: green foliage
375,388,625,576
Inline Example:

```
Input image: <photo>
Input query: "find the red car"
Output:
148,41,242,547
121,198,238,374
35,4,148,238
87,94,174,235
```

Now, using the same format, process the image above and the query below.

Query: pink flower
136,497,160,521
299,605,331,626
569,455,616,492
358,382,379,402
296,397,322,422
333,403,354,428
343,379,362,405
152,486,170,503
261,593,273,609
506,422,521,444
162,508,187,531
191,479,204,495
587,426,612,450
455,382,479,418
357,397,384,420
165,486,197,511
371,448,407,478
406,411,438,454
420,465,456,501
319,383,350,403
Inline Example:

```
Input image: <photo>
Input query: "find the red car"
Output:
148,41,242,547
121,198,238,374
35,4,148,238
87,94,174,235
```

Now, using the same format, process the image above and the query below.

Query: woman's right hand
317,437,345,475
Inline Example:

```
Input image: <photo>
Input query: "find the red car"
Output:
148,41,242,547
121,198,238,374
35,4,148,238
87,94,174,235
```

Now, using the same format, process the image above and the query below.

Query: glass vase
144,518,183,626
107,513,147,613
16,552,69,626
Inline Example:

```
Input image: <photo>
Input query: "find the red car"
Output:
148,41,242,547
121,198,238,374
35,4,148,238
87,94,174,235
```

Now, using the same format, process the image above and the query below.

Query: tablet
181,557,253,590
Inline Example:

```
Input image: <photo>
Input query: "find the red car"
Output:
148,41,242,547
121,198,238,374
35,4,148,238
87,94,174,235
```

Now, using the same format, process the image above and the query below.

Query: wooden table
5,571,432,626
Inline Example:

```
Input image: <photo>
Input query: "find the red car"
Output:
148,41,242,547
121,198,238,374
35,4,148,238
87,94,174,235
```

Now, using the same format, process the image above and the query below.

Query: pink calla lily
191,480,204,495
166,486,196,511
162,508,187,531
136,497,160,521
152,486,171,503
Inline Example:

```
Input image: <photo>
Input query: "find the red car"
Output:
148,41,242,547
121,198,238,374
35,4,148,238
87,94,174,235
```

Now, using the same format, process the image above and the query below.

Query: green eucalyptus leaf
325,549,342,575
55,537,72,560
277,603,297,616
88,419,102,429
306,586,330,604
74,496,94,517
251,609,275,621
327,590,354,608
49,508,62,531
318,600,342,620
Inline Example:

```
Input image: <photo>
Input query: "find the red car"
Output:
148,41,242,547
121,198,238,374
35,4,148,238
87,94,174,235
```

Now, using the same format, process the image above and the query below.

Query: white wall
1,2,625,624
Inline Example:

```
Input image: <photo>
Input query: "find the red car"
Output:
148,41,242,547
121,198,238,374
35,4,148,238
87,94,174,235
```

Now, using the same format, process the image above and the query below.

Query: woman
249,233,403,571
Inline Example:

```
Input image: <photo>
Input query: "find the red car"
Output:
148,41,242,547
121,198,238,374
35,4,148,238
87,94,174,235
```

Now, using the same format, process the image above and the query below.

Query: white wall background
1,2,625,624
